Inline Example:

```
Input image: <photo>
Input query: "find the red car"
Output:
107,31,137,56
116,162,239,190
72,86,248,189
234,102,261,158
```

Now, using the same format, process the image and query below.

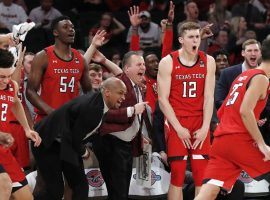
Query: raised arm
200,23,213,40
128,6,141,51
11,45,26,85
92,50,123,75
161,1,174,58
84,30,107,64
111,17,126,35
193,55,216,149
158,56,192,148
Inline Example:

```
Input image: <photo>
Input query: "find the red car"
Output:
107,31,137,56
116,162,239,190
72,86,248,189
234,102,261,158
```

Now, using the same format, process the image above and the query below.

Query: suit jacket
35,91,104,166
215,64,242,109
99,73,143,156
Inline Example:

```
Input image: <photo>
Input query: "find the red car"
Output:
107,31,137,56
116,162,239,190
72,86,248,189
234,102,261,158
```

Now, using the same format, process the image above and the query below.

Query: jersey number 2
1,103,8,121
60,77,75,93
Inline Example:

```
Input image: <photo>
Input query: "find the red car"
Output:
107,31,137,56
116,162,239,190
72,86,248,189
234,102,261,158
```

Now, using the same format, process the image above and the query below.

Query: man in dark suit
215,39,261,109
32,77,127,200
93,51,149,200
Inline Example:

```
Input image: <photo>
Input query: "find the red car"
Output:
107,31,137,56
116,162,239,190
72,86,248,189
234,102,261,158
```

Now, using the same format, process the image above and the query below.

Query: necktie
134,85,140,103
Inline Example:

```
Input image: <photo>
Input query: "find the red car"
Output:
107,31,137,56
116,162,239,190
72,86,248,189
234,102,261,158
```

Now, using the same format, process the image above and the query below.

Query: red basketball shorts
203,134,270,191
167,116,210,186
9,123,29,168
0,145,25,183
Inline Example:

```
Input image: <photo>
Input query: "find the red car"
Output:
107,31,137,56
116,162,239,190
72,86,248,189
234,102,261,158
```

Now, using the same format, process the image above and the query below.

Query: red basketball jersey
0,81,15,132
169,50,207,117
36,46,84,117
215,69,268,137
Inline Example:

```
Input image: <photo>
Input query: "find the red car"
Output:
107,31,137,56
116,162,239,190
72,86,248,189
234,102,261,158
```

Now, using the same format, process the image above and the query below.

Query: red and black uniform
0,80,26,183
168,50,210,187
35,46,84,122
8,69,29,168
204,69,270,191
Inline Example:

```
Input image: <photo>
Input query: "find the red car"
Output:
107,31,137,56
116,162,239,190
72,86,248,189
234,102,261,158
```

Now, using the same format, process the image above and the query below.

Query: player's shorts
167,116,210,186
12,178,28,193
0,162,27,193
9,122,29,168
203,134,270,191
0,145,25,183
167,116,210,158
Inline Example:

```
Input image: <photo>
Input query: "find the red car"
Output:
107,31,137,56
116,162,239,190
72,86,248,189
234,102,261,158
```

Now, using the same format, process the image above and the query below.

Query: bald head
102,77,126,109
102,77,126,91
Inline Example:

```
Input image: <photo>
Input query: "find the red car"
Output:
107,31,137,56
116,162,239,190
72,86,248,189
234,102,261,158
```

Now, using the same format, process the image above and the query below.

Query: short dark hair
51,16,71,31
178,22,201,37
0,49,14,68
261,39,270,61
143,51,157,60
122,51,141,67
213,28,229,39
212,49,229,60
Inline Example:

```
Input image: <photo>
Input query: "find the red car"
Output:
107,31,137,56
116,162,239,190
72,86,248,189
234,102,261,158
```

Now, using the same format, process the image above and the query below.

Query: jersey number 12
182,81,197,98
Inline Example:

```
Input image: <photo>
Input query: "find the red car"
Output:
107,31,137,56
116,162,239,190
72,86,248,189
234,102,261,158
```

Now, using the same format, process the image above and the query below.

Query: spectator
213,50,230,80
28,0,62,30
228,16,248,65
215,39,261,109
109,50,122,67
177,0,210,51
207,29,229,56
89,12,125,47
0,0,28,31
231,0,266,30
208,0,232,34
126,10,161,49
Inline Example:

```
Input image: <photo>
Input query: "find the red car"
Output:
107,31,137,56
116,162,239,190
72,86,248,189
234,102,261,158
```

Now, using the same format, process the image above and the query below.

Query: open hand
91,30,106,47
128,6,141,27
176,126,192,149
192,127,208,149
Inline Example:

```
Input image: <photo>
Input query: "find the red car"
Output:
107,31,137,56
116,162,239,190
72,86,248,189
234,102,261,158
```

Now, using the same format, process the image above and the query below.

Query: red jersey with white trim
36,45,84,117
145,75,157,113
0,81,15,132
169,50,207,117
215,69,268,137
